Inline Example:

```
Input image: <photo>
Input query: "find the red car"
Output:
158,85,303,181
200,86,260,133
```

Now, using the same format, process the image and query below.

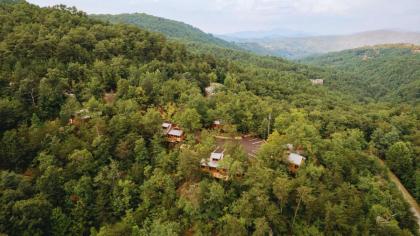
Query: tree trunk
292,197,302,227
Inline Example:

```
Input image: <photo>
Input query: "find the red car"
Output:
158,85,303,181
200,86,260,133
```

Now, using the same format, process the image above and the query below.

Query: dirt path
379,160,420,229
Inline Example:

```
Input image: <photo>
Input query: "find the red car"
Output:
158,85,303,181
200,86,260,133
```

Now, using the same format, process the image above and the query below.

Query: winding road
379,160,420,229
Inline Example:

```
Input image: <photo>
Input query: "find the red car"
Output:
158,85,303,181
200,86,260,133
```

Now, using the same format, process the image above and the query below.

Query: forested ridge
227,30,420,59
90,13,239,51
0,1,419,235
301,45,420,103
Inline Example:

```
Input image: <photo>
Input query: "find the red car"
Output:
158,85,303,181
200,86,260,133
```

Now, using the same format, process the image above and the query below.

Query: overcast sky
27,0,420,35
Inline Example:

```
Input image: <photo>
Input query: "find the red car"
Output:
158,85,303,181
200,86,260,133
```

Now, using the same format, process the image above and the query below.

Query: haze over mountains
217,28,313,41
222,30,420,59
92,12,420,59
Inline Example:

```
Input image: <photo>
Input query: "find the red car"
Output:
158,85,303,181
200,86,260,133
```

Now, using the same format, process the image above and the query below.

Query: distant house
201,147,228,180
162,122,185,143
205,83,223,97
310,79,324,85
287,153,306,173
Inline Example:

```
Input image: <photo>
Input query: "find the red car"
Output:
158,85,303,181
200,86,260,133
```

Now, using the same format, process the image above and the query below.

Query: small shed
288,153,306,173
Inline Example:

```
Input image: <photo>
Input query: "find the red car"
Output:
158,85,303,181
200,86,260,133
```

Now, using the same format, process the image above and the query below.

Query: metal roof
210,152,223,160
288,153,306,166
201,159,220,168
162,122,171,128
168,129,183,137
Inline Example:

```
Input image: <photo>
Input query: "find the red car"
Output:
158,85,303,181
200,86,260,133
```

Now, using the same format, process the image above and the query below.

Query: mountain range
224,30,420,59
217,28,313,41
91,13,420,59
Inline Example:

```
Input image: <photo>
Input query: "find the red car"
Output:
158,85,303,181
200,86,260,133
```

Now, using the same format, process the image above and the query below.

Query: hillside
0,2,419,235
91,13,239,50
301,44,420,102
226,30,420,59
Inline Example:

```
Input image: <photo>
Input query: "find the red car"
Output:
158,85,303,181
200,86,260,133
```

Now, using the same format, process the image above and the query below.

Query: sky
27,0,420,35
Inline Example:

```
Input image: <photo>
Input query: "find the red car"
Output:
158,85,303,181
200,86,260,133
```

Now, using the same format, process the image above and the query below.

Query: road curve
379,159,420,229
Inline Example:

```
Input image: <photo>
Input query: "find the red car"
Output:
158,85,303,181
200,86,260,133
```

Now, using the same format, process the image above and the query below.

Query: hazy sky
27,0,420,35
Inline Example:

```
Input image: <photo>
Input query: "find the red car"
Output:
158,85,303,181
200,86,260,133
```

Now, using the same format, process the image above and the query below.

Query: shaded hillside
91,13,239,50
301,44,420,103
228,30,420,59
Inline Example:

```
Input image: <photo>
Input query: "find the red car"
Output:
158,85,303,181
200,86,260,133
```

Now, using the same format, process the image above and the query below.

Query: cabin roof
201,159,220,168
162,122,172,128
210,152,223,160
288,153,306,166
168,129,183,137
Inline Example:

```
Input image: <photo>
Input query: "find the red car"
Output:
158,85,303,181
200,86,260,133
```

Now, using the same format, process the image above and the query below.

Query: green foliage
386,142,415,188
91,13,239,50
301,45,420,103
0,2,418,236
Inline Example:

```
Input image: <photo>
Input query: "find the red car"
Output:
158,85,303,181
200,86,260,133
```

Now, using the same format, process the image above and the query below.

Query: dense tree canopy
0,2,419,235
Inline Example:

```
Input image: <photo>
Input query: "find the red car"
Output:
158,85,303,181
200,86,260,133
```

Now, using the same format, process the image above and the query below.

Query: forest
0,1,419,235
91,13,238,51
301,45,420,103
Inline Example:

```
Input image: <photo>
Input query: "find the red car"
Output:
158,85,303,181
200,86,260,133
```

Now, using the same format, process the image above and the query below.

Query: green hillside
0,2,419,235
91,13,239,50
301,45,420,102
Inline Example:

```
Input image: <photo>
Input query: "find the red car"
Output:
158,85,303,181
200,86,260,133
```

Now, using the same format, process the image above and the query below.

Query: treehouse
201,147,228,180
162,122,185,143
287,153,306,174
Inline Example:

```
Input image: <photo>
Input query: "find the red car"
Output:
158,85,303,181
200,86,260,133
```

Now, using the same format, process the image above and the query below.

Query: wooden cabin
287,153,306,174
167,128,185,143
201,148,228,180
162,122,185,143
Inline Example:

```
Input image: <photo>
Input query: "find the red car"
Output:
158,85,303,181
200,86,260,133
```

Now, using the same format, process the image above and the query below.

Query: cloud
290,0,356,14
27,0,420,34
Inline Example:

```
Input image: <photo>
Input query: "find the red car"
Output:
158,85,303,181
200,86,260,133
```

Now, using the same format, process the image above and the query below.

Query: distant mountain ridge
300,44,420,102
223,30,420,59
217,28,312,41
91,13,239,50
